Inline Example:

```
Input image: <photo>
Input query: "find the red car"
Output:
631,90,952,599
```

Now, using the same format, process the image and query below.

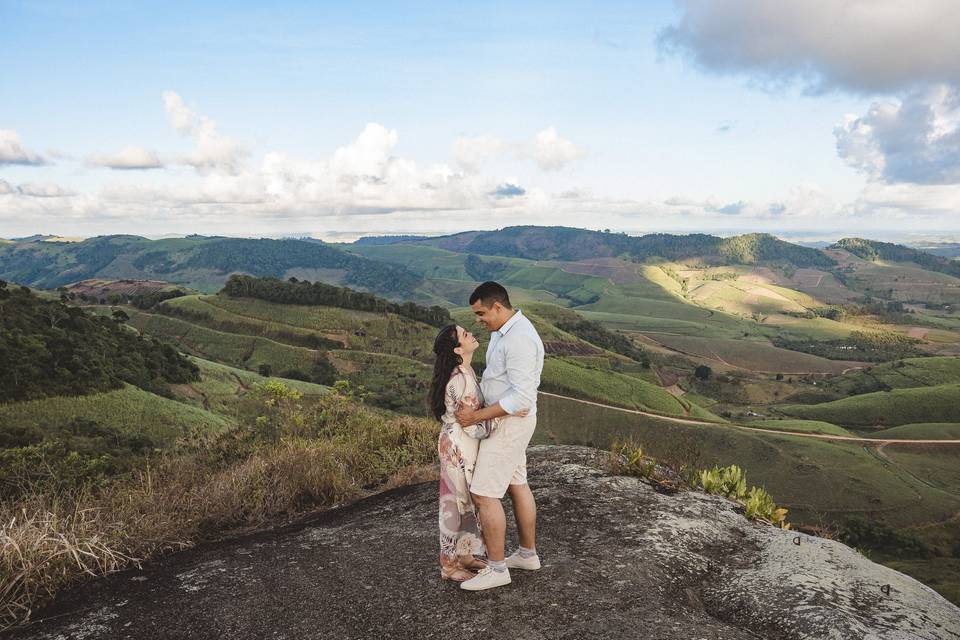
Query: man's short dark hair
470,281,512,308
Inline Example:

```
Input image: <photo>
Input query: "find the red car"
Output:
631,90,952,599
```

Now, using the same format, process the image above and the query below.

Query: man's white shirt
480,309,545,417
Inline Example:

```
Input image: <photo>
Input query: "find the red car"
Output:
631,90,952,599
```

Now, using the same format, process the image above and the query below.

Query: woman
429,324,496,581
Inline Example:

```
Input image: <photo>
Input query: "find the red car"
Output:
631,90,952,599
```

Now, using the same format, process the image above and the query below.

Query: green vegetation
328,350,430,415
742,419,854,437
125,311,325,378
778,384,960,427
535,394,960,530
610,440,789,529
827,356,960,396
840,516,933,558
0,381,438,631
0,384,231,446
651,333,854,372
222,274,451,327
549,311,649,365
0,234,423,297
872,423,960,440
834,237,960,279
464,253,510,281
773,330,925,362
697,464,789,529
0,283,198,402
540,357,723,421
412,226,835,268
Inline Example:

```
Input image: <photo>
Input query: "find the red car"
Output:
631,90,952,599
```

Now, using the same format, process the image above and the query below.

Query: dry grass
0,386,437,631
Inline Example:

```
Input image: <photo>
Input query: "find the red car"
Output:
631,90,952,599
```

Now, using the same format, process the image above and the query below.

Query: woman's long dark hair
428,324,462,421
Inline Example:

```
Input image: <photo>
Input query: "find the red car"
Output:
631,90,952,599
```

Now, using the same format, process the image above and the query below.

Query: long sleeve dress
438,364,497,580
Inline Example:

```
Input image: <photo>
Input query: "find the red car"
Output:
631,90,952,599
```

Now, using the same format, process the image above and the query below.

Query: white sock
517,546,537,558
488,559,507,573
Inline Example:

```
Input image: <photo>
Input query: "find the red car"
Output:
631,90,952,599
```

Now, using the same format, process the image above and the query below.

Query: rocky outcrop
9,445,960,640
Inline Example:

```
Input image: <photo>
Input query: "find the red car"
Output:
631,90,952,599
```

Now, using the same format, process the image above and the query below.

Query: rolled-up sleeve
497,336,539,415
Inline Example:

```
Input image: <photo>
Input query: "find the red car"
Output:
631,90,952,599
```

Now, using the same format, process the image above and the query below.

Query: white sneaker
460,566,511,591
505,550,541,571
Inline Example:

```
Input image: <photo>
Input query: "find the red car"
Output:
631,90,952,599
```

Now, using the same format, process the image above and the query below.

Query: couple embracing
428,281,545,591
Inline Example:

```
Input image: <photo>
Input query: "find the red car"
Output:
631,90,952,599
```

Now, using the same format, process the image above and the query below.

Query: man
454,281,545,591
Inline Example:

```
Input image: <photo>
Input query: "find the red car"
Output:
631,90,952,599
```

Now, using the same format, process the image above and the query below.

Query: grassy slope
778,384,960,427
853,357,960,389
126,310,321,373
742,419,855,437
644,333,854,374
0,384,232,446
535,393,960,529
871,423,960,440
540,358,724,421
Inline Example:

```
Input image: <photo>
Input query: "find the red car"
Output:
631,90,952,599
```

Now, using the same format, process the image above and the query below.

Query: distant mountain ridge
369,226,837,268
0,235,423,297
833,237,960,278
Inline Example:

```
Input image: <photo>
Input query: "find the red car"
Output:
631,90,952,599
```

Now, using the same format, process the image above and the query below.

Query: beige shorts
469,414,537,499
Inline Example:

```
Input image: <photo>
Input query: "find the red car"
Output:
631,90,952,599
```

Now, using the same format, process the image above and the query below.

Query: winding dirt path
538,391,960,445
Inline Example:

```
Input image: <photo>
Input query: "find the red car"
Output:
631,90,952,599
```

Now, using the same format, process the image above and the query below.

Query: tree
111,309,130,323
694,365,712,381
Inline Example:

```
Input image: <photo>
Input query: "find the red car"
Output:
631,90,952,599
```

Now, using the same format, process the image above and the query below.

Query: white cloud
659,0,960,94
528,127,585,171
17,182,75,198
162,91,247,175
835,84,960,184
845,181,960,219
453,135,503,173
88,146,164,170
330,122,398,178
663,184,837,220
0,179,14,195
0,129,47,166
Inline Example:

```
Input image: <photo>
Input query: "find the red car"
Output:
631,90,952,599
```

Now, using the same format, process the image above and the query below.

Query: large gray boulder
9,445,960,639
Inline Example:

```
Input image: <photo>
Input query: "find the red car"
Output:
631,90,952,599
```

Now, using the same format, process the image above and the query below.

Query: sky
1,0,959,242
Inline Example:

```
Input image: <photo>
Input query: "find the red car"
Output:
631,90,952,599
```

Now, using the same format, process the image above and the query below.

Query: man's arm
496,336,539,415
455,401,510,427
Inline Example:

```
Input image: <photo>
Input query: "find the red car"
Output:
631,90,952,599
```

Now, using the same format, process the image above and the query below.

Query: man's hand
456,402,528,426
455,403,478,426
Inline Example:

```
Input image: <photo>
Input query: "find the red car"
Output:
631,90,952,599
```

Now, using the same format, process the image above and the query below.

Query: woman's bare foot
441,566,476,582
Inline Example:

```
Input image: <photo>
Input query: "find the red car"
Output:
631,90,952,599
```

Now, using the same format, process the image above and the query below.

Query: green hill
0,384,232,448
778,384,960,427
372,226,836,268
828,357,960,396
0,282,198,403
0,235,422,297
741,418,854,437
872,423,960,440
834,237,960,279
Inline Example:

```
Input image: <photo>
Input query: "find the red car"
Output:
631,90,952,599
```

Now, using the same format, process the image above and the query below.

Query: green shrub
840,516,933,558
698,464,789,529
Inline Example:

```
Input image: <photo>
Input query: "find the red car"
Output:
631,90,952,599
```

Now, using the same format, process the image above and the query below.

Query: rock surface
8,445,960,640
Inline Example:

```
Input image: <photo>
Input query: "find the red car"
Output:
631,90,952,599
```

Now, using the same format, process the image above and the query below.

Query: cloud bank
659,0,960,94
529,127,585,170
87,146,164,170
836,84,960,184
0,130,48,166
162,91,247,175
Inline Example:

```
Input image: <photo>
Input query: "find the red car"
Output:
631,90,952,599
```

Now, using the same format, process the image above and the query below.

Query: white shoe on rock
505,549,541,571
460,566,511,591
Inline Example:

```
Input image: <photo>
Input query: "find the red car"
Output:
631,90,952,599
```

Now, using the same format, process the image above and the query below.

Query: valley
2,226,959,607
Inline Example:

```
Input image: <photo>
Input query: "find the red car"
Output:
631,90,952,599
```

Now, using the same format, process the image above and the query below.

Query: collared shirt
480,309,544,417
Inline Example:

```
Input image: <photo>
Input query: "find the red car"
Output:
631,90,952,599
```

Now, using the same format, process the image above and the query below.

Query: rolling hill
0,235,423,297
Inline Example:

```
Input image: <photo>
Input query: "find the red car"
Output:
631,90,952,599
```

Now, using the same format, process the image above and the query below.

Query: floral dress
438,364,497,580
